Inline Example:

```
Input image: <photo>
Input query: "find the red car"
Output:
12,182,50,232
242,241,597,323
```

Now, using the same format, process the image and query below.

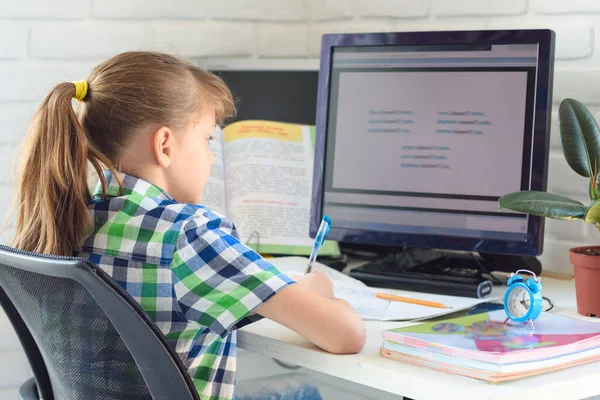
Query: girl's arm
256,271,366,354
173,216,365,354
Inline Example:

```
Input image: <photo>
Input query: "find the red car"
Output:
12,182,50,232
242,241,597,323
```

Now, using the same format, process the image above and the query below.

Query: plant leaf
585,201,600,224
559,98,600,178
499,191,586,220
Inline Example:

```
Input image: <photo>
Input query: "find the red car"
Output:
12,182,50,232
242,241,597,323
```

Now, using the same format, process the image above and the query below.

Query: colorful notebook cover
380,346,600,384
383,310,600,364
382,340,600,374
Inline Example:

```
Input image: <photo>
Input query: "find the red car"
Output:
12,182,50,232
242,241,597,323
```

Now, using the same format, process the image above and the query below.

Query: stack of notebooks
381,310,600,383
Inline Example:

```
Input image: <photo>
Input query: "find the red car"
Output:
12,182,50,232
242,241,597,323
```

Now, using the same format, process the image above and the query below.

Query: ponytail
13,82,119,255
12,51,235,256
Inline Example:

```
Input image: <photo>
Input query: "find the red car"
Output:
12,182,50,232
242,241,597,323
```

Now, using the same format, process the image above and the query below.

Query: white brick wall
91,0,208,19
0,0,89,19
554,68,600,105
31,22,150,60
0,0,599,396
0,23,28,59
532,0,600,15
208,0,306,21
0,103,37,144
306,0,353,21
0,309,32,397
487,20,594,60
258,24,309,57
152,21,258,57
358,0,430,18
433,0,528,17
0,62,92,102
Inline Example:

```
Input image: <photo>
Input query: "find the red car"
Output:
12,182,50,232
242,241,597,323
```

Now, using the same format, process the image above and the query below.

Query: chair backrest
0,245,199,400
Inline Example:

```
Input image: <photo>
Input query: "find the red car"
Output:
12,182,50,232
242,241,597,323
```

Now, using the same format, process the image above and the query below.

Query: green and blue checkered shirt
76,172,294,399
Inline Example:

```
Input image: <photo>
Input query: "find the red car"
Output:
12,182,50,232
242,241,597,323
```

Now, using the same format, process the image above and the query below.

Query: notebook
270,257,487,321
380,346,600,383
381,310,600,382
334,285,488,321
382,340,600,374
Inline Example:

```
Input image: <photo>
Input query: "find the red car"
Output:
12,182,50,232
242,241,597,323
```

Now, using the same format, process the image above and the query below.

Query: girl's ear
152,126,174,168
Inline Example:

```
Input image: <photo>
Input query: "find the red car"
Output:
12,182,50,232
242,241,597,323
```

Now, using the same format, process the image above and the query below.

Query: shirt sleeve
172,211,295,337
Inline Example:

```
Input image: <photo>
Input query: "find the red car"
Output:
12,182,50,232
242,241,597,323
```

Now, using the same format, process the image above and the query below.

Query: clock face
506,285,532,319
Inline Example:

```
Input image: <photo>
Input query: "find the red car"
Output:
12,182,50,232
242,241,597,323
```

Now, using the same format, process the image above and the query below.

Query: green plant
499,99,600,230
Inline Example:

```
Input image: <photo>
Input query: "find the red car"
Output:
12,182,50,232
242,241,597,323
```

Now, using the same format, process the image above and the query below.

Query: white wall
0,0,599,397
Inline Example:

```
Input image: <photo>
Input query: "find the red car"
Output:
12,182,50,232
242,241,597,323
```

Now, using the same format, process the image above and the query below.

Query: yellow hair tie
72,80,88,101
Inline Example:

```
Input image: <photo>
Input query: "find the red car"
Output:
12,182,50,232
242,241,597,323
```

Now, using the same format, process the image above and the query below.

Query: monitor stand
347,247,541,298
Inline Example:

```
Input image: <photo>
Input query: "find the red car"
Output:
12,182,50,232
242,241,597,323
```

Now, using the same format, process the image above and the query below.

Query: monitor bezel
310,29,555,256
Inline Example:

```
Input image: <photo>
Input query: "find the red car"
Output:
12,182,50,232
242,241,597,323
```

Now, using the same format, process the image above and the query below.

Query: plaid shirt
76,172,294,400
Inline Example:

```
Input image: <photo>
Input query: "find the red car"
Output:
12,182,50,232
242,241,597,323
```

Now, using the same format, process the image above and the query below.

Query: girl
13,51,365,399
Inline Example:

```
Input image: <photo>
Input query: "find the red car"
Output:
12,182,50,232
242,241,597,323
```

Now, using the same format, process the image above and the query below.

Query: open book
202,120,339,256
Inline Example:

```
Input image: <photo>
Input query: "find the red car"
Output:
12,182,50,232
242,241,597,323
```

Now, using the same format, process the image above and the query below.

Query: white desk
238,276,600,400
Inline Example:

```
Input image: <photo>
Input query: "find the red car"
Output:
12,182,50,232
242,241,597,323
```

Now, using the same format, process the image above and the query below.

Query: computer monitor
311,30,555,280
206,60,319,125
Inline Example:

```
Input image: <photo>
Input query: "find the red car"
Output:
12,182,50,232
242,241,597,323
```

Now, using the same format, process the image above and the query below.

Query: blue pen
305,215,332,274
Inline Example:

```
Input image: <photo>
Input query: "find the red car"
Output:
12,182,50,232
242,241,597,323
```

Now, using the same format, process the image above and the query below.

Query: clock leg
529,319,535,330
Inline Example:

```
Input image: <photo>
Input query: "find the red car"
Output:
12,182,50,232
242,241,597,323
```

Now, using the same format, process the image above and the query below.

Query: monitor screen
311,30,555,256
208,63,319,125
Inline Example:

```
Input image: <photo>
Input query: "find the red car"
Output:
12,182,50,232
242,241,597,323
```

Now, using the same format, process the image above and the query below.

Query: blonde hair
13,51,235,256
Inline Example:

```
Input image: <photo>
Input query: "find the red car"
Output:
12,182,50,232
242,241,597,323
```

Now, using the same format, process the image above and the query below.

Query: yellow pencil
375,292,451,309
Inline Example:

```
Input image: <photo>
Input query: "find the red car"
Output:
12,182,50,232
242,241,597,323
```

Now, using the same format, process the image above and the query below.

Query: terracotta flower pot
569,246,600,317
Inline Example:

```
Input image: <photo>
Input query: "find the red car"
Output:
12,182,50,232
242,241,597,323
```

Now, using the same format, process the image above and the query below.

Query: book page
222,120,316,248
334,284,487,321
334,286,390,321
200,126,228,216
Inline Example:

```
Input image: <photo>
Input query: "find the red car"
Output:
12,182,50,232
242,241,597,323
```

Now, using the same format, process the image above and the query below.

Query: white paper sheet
269,256,489,321
335,284,489,321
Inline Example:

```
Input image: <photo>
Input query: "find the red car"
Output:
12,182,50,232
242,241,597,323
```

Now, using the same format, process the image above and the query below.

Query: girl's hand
291,271,334,298
257,271,366,354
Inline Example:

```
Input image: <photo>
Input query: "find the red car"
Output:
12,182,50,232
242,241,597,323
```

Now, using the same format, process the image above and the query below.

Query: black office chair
0,245,199,400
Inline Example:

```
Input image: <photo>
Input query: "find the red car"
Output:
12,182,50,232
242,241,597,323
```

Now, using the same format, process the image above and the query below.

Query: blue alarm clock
503,269,543,329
